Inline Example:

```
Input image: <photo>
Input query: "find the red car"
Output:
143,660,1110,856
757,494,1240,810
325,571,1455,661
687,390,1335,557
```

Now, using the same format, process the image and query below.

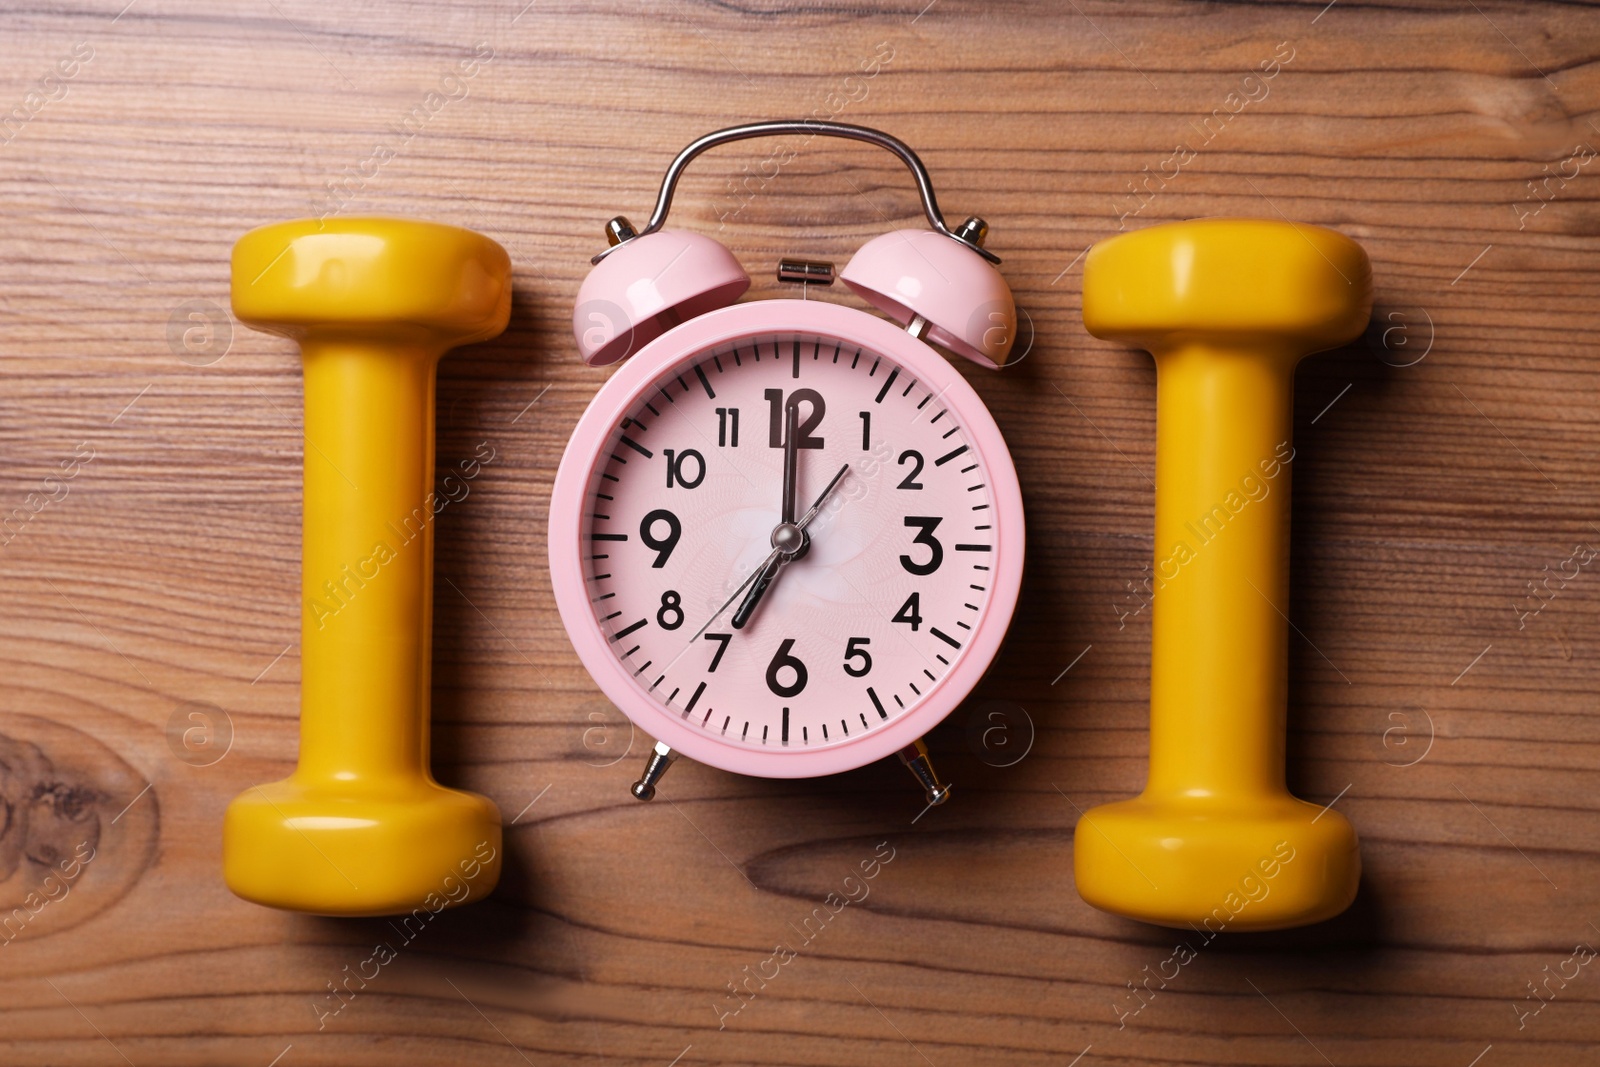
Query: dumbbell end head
1073,796,1360,930
222,776,503,916
231,217,512,348
1082,218,1373,357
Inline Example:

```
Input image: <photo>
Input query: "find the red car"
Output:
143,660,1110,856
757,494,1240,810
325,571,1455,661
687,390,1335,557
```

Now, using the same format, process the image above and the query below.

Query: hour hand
731,521,805,629
731,556,781,630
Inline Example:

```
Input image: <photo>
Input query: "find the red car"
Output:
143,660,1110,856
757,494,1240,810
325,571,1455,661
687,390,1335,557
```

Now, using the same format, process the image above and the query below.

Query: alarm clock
549,121,1024,804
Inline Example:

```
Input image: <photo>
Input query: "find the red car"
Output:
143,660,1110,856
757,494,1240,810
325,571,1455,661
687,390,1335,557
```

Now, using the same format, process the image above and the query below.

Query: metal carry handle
592,120,1000,265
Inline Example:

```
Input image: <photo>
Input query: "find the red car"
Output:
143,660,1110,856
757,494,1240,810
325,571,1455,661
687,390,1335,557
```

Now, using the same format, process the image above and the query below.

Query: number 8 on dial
549,122,1025,804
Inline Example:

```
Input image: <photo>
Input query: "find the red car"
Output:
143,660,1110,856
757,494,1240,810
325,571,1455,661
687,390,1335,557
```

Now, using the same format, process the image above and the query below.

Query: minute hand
780,399,800,525
688,544,783,643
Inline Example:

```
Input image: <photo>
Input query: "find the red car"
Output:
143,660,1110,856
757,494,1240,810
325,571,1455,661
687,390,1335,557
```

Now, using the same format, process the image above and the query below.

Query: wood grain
3,0,1600,1063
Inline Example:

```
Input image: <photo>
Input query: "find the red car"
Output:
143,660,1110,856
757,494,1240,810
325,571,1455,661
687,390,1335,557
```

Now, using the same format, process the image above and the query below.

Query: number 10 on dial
550,300,1024,802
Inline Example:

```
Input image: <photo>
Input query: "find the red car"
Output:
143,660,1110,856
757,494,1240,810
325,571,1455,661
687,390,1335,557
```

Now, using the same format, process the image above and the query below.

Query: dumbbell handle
1150,344,1295,800
299,340,439,784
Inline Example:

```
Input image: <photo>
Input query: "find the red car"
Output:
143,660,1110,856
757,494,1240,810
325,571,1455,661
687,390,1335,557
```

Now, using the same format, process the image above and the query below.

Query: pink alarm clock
549,121,1024,804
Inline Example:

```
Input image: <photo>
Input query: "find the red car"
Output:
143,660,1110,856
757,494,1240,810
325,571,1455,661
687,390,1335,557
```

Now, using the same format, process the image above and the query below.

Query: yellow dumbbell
1077,218,1372,930
223,218,511,916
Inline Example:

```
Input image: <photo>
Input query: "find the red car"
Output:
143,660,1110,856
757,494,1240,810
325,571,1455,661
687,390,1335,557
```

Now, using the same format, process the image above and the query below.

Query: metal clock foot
898,739,951,807
631,741,677,801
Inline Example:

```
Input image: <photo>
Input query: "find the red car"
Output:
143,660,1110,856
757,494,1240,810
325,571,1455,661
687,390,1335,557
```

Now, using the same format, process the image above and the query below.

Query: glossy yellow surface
224,218,511,916
1077,218,1372,930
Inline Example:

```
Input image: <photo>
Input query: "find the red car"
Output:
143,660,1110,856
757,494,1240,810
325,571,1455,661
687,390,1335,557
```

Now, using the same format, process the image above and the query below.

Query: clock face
551,301,1022,778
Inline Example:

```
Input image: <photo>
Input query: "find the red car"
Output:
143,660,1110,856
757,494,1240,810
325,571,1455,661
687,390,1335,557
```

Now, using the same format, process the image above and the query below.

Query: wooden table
2,2,1597,1064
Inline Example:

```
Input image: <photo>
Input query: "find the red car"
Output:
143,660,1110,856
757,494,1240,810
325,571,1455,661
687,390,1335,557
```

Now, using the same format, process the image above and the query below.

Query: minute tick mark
612,619,647,642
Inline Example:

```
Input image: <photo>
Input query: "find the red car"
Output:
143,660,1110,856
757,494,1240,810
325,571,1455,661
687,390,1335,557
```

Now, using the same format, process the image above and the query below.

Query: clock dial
581,330,999,751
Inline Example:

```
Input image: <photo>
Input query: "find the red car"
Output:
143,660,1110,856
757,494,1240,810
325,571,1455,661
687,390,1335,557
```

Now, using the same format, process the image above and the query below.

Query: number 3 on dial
901,516,943,575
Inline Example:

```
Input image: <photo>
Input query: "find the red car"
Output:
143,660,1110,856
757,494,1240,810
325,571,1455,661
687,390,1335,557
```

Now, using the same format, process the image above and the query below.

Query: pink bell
841,225,1016,368
573,227,749,366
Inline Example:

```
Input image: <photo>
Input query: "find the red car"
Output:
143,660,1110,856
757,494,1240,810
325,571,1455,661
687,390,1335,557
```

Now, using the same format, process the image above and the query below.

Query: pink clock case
548,298,1025,779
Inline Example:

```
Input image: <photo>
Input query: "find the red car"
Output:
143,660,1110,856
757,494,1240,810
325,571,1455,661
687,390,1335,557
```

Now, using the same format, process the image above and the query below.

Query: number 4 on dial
892,592,922,631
